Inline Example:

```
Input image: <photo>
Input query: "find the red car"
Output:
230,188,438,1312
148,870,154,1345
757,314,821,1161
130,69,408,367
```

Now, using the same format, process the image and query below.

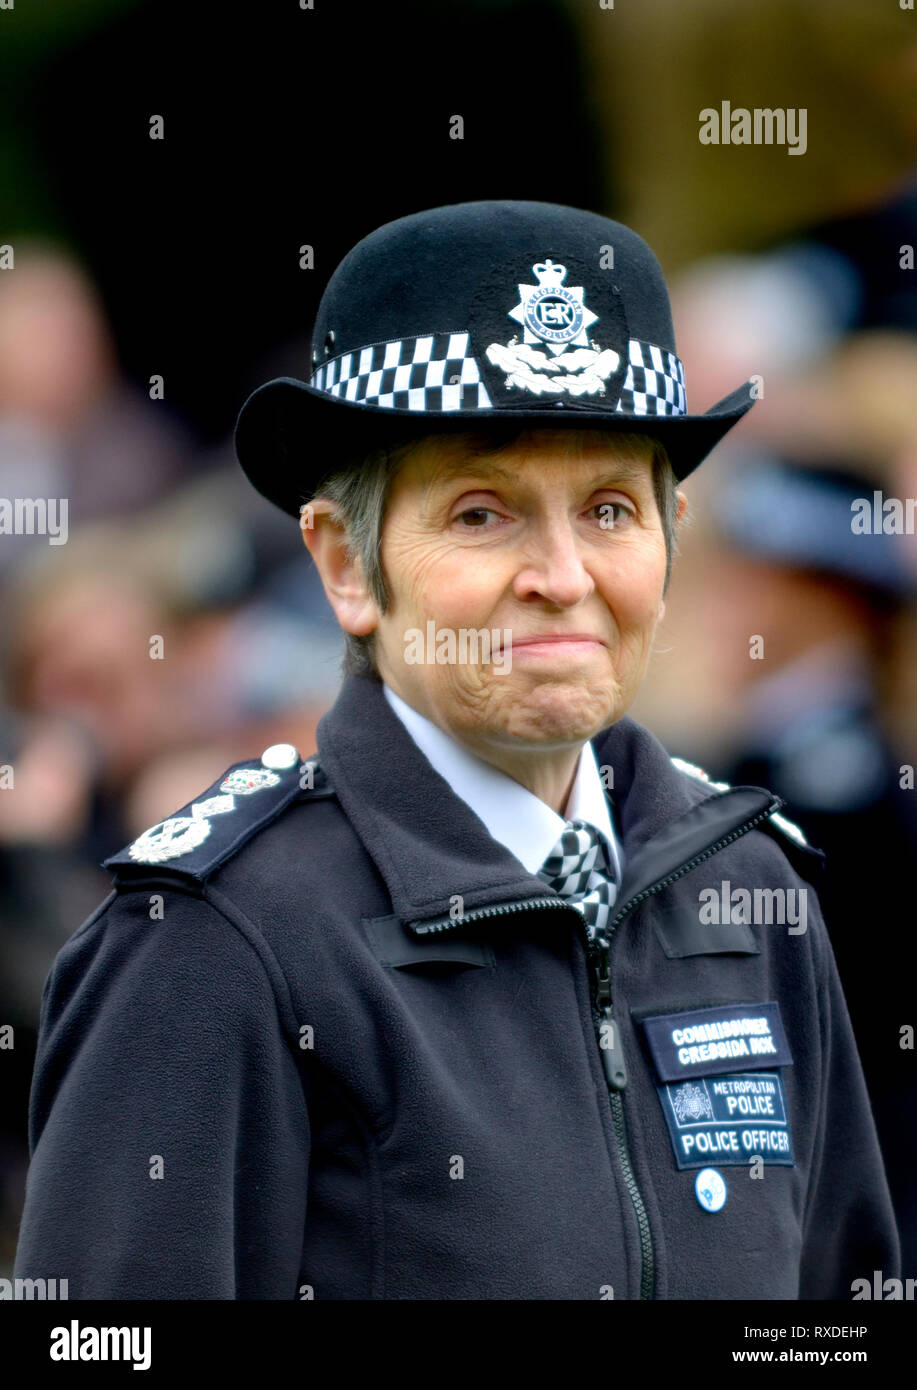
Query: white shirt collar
382,682,623,881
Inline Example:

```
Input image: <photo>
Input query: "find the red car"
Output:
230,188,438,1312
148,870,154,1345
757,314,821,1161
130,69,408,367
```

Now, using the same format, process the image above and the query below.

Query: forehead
401,428,657,492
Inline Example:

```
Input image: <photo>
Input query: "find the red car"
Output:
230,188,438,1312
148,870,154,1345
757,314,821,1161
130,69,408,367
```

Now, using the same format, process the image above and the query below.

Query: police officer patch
638,1002,796,1170
658,1070,795,1170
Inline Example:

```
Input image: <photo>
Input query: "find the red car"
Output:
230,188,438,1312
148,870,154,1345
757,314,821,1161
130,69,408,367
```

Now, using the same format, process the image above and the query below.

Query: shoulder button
260,742,300,771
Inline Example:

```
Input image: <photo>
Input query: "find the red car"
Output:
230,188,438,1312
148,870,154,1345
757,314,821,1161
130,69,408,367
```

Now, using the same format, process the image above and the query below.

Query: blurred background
1,0,916,1278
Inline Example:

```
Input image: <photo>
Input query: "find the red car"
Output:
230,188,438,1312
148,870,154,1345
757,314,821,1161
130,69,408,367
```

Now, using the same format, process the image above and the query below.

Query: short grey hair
306,428,681,680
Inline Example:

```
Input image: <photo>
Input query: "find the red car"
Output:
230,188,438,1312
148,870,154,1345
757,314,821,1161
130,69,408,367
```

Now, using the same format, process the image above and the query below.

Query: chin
484,674,622,743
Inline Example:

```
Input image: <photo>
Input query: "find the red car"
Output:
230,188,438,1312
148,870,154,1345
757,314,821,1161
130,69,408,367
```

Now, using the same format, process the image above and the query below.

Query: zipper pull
591,934,627,1091
598,1007,628,1091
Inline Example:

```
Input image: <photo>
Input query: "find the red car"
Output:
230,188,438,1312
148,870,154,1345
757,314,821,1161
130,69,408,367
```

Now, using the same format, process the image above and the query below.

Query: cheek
388,539,504,623
379,531,445,611
602,549,667,633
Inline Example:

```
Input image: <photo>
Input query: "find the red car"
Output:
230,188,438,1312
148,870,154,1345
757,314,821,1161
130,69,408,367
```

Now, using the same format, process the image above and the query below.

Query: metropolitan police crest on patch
671,1080,715,1124
485,259,620,398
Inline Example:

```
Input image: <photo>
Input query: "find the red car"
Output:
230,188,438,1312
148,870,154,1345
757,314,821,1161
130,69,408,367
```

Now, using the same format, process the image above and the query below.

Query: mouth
501,634,606,656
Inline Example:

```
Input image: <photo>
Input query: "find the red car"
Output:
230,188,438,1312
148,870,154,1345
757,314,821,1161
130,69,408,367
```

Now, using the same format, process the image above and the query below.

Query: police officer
13,202,899,1300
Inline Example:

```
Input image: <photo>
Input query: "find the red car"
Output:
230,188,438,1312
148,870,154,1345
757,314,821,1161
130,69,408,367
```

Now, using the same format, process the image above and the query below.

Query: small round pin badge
694,1168,727,1213
260,743,299,771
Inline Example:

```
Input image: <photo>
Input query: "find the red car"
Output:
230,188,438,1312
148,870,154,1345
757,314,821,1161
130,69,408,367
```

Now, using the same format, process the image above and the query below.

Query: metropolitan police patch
638,1002,796,1170
658,1071,795,1170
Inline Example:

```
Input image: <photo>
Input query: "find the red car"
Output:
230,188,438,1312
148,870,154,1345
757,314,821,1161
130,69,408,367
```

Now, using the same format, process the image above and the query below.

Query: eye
592,501,634,529
456,506,501,527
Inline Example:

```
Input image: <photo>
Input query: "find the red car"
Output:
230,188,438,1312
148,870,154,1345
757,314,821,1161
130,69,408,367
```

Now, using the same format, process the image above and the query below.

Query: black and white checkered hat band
310,333,493,412
615,340,687,417
309,333,686,416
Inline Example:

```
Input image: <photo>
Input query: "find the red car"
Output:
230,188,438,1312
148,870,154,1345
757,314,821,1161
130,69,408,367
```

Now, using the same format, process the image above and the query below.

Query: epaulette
103,743,334,890
670,755,823,865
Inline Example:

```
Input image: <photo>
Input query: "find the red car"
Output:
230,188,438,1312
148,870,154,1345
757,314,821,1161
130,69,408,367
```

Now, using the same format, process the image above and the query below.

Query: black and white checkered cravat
536,820,617,942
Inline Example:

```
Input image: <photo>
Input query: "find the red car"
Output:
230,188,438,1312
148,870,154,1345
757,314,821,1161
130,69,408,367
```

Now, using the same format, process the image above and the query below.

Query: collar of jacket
316,671,783,937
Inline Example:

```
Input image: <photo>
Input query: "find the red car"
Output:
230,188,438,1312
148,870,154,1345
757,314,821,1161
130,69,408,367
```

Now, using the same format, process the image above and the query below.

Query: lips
504,633,605,650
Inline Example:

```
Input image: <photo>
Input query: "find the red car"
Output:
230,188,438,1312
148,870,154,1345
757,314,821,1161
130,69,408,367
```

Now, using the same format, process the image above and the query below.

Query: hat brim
234,375,757,519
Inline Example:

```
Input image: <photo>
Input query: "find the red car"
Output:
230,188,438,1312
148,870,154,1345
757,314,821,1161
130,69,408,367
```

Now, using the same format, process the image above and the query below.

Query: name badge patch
657,1070,795,1169
640,1001,793,1082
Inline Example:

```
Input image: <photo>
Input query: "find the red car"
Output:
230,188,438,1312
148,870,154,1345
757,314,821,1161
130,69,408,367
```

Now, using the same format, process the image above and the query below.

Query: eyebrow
424,454,651,498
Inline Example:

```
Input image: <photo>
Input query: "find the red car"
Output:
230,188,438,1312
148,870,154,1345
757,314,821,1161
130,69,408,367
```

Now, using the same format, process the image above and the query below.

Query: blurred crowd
2,187,916,1277
0,244,346,1272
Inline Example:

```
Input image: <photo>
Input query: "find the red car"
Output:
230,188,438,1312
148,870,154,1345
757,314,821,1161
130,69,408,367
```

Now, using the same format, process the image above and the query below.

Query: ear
300,500,379,638
675,490,689,524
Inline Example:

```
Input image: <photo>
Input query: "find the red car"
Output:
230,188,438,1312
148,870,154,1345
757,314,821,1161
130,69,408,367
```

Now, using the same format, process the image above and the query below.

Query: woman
13,201,898,1299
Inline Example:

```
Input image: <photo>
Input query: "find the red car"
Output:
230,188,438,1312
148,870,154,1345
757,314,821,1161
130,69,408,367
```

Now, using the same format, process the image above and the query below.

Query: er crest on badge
486,259,619,398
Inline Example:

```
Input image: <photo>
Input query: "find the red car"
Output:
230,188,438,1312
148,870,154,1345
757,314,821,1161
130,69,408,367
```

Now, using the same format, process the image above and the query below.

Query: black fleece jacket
13,670,899,1299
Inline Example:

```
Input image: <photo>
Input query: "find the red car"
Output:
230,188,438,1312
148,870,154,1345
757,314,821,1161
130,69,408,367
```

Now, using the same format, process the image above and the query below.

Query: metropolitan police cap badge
509,259,597,351
485,258,620,399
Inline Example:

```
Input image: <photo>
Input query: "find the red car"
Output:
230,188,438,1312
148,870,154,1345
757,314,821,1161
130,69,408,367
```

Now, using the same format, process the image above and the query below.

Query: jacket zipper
408,795,782,1300
583,795,781,1299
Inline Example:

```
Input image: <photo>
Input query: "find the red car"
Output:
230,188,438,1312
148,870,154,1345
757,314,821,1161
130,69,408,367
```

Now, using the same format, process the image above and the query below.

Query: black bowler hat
234,200,758,518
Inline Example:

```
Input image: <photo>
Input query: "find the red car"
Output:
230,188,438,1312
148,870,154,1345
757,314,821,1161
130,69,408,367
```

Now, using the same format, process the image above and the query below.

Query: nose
511,512,596,607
